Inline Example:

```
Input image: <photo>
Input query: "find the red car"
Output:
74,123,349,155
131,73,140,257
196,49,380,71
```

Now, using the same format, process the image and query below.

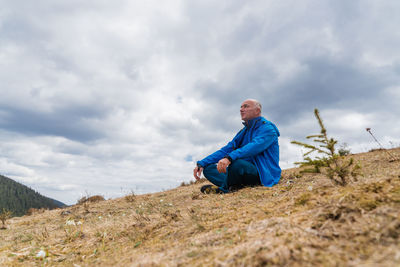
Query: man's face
240,100,260,121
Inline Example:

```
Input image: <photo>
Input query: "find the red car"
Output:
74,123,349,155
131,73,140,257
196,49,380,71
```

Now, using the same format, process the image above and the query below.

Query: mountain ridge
0,174,66,217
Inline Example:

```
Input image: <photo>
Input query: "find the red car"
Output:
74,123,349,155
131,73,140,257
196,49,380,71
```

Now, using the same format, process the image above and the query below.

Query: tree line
0,174,65,217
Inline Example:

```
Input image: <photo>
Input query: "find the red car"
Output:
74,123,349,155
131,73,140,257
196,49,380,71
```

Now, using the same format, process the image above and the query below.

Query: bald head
240,99,262,122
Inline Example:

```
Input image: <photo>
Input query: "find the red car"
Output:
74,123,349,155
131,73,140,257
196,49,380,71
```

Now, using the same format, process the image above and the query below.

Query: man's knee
203,164,215,178
228,159,259,178
228,160,248,175
228,159,260,187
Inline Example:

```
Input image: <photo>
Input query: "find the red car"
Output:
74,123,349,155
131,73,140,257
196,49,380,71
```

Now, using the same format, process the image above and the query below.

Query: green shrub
291,109,361,186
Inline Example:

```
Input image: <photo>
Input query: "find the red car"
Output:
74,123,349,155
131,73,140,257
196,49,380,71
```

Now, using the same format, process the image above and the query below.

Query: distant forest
0,174,66,216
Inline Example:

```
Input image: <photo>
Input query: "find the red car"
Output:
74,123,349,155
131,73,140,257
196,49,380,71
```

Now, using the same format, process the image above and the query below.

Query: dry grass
1,148,400,266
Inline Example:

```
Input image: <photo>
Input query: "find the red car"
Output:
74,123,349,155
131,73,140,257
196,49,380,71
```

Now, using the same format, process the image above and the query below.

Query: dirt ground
1,147,399,266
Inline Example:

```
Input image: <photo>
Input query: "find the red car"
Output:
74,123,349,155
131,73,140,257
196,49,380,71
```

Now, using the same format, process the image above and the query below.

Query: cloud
0,0,399,204
0,105,107,142
267,57,393,123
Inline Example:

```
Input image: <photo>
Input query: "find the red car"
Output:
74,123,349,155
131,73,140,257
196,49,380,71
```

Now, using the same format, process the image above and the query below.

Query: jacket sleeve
197,141,234,167
197,127,246,167
228,123,277,161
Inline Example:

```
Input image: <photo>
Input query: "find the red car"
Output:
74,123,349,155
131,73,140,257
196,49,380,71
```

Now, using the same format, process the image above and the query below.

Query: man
193,99,281,193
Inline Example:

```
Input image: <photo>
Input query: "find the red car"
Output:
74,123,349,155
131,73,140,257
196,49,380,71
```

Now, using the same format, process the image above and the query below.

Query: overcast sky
1,0,399,205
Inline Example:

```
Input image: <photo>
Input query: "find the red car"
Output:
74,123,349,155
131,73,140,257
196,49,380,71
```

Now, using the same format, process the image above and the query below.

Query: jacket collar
242,116,261,128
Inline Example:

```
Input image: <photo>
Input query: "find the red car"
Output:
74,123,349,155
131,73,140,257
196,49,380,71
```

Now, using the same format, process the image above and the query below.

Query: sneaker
200,184,223,194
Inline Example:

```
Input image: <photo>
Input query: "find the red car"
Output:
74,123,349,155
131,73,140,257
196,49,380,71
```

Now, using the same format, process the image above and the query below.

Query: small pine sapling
0,208,13,229
291,108,361,186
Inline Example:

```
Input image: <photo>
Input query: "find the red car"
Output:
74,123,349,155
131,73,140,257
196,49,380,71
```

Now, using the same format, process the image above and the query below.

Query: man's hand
193,166,203,180
217,158,231,173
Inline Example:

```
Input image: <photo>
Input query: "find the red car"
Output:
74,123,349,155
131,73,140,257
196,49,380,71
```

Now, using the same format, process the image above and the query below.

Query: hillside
0,175,66,217
0,148,399,266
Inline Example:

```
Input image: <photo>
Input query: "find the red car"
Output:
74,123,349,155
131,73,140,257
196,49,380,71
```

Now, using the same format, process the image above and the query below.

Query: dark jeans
203,159,261,193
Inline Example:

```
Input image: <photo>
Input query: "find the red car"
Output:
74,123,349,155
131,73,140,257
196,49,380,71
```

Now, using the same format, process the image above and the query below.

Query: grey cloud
191,53,399,148
0,104,108,142
267,57,395,124
1,0,400,205
193,59,276,129
195,54,396,129
53,141,87,156
0,15,47,44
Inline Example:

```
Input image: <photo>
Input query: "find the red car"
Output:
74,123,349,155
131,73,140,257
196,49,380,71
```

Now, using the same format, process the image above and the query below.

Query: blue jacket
197,116,281,186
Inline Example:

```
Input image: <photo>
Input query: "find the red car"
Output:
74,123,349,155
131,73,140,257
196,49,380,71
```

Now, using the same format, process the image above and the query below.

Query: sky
1,0,399,205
